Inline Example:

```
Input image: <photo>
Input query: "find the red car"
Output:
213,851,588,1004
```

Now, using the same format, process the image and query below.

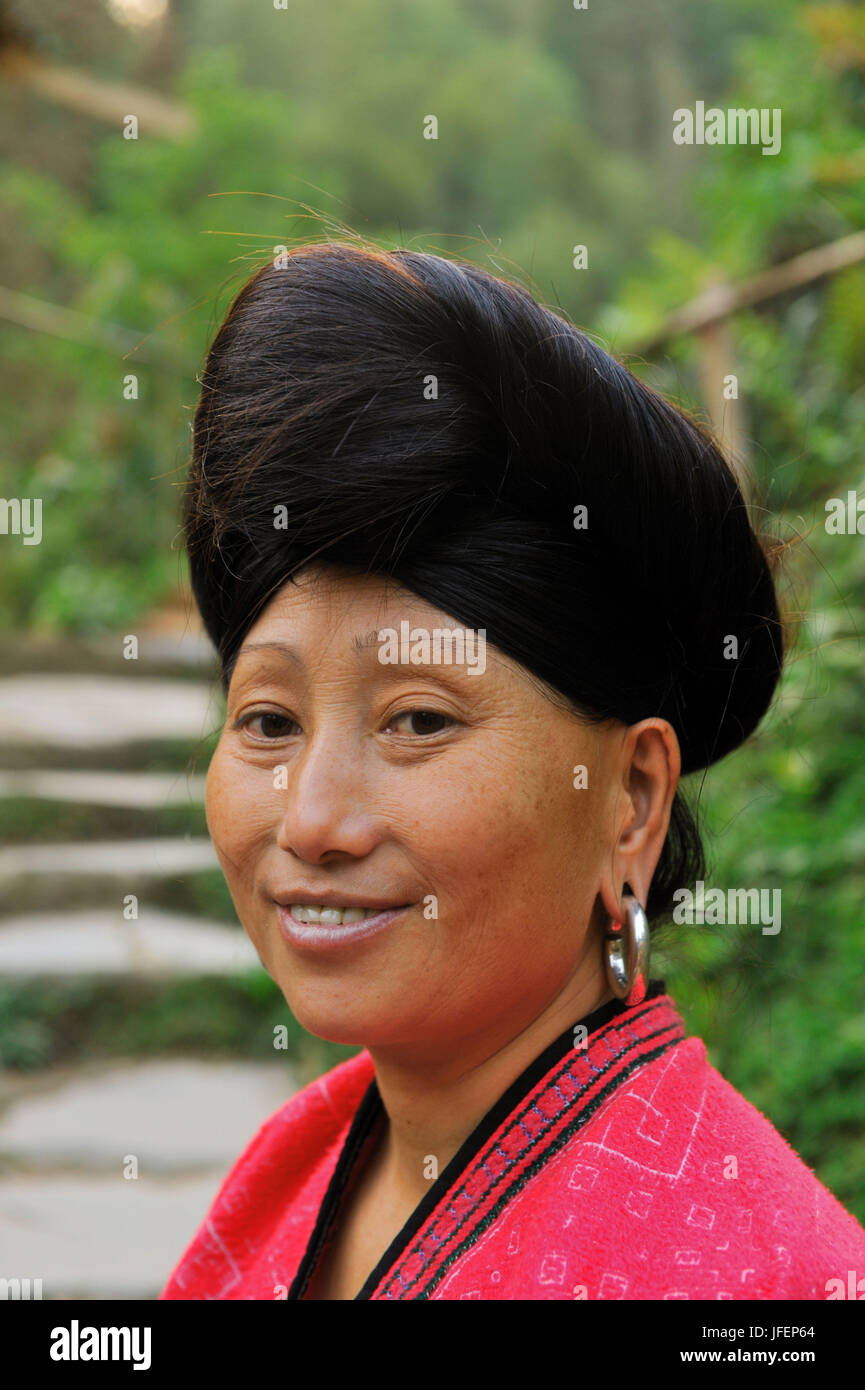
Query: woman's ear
600,718,681,920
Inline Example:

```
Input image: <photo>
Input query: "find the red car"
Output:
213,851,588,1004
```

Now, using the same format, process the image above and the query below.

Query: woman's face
206,563,644,1055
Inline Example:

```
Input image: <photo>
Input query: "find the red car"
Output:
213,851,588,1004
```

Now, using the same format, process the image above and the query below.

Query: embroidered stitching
416,1037,683,1300
376,998,683,1298
387,1023,657,1290
395,1026,679,1298
419,1039,684,1295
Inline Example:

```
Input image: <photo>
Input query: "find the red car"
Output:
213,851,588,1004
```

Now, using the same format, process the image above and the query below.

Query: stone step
0,1058,294,1172
0,675,220,748
0,838,218,882
0,770,206,808
0,1172,224,1298
0,628,216,679
0,1058,298,1298
0,907,255,975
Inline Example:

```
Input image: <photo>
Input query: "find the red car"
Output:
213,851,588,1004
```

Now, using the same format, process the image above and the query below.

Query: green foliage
2,0,863,1221
0,797,206,844
0,975,355,1078
1,3,727,631
608,3,865,1220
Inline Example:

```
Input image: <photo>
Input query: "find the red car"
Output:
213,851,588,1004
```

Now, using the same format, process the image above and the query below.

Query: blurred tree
0,0,862,1216
2,0,756,631
600,0,865,1217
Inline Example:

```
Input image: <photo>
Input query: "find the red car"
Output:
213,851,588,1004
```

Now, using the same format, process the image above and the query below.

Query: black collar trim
287,979,668,1300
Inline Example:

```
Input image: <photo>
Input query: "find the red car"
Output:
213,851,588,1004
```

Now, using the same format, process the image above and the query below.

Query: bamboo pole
0,42,197,139
631,231,865,358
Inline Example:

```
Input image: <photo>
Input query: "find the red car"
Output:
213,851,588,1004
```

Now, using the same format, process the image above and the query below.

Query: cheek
412,744,601,903
205,747,272,880
401,753,547,886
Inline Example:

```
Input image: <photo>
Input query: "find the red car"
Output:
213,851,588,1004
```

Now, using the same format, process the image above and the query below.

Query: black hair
183,240,787,925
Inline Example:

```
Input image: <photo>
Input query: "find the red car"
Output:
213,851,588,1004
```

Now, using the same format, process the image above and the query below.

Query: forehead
239,570,470,660
227,566,499,683
248,566,444,630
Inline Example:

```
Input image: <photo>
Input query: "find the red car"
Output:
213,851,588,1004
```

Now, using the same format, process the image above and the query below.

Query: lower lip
276,904,412,952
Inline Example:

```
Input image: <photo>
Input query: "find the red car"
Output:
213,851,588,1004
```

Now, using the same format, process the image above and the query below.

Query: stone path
0,1059,292,1170
0,771,207,807
0,1060,296,1297
0,909,259,975
0,675,219,746
0,1173,226,1299
0,627,300,1300
0,838,218,881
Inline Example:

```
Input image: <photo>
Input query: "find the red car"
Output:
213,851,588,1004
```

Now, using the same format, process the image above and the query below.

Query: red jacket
160,987,865,1299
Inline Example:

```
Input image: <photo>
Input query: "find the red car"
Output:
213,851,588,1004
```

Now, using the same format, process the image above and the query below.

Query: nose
273,723,382,864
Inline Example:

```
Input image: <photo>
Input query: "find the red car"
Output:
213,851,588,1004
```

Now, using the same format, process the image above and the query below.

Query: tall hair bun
185,242,785,778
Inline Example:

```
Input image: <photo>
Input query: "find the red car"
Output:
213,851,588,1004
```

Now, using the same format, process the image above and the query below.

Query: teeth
289,904,388,925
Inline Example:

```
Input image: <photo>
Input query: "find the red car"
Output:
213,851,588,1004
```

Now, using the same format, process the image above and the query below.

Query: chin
278,987,388,1048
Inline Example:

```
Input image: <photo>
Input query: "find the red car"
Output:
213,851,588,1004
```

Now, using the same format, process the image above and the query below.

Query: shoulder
205,1046,374,1198
579,1031,865,1298
699,1045,865,1256
159,1048,374,1299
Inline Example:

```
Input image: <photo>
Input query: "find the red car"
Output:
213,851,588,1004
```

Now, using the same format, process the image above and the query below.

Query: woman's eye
388,709,454,738
237,711,297,740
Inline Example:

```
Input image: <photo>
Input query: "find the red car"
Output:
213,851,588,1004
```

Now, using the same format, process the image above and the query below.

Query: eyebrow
229,631,380,668
225,631,473,685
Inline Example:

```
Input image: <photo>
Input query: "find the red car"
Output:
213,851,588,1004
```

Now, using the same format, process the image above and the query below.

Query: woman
161,242,865,1300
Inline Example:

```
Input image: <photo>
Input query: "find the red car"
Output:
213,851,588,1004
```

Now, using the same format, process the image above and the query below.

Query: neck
367,959,614,1211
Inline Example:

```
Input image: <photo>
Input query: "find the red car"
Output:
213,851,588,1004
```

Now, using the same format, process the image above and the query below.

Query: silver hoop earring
604,890,650,1007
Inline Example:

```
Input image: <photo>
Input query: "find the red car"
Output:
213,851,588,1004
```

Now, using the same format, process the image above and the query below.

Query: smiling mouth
286,903,413,925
